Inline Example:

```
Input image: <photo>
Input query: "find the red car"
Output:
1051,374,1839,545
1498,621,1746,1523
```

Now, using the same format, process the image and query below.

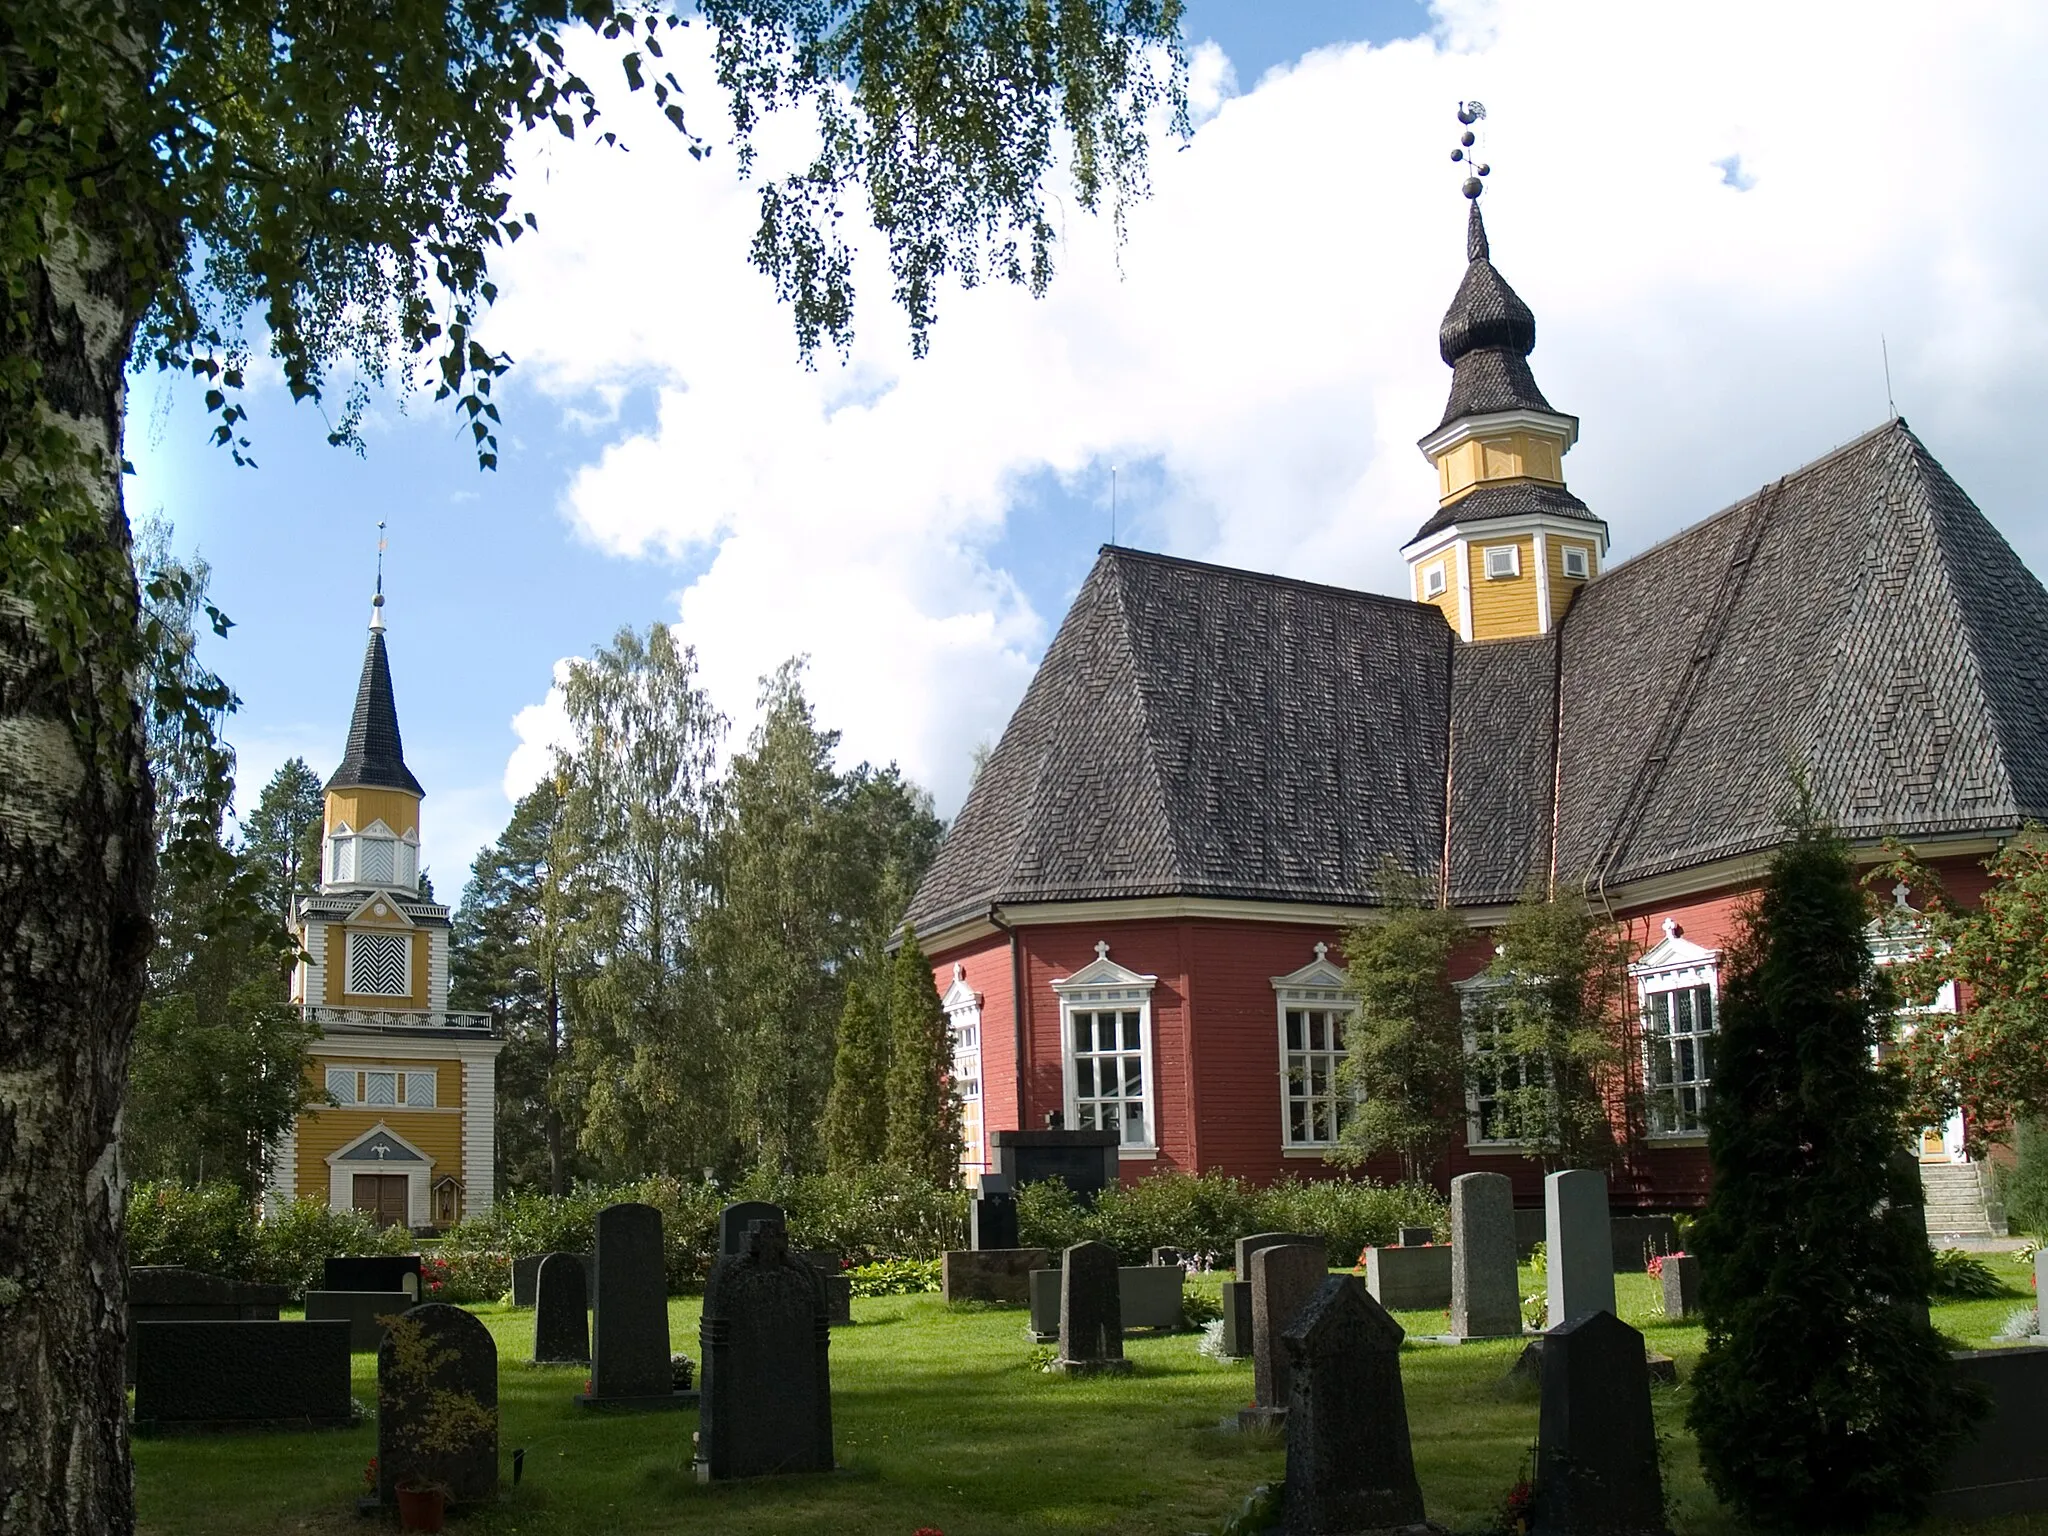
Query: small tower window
1562,545,1591,579
1484,545,1521,580
1423,563,1447,599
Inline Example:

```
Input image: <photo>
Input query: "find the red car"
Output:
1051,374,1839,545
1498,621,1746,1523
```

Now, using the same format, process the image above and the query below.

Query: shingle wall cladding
1447,636,1558,903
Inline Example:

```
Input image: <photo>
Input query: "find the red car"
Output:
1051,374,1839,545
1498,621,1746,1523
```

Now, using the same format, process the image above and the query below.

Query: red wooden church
905,185,2048,1218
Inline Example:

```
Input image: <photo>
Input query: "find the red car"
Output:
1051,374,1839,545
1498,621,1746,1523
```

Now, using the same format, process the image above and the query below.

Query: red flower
363,1457,378,1490
913,1528,947,1536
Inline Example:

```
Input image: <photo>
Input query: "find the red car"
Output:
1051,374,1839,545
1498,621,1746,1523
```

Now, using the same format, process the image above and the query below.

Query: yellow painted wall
1466,536,1541,639
1412,553,1461,633
1548,536,1597,619
295,1055,463,1200
325,788,421,840
1435,429,1568,502
324,925,431,1010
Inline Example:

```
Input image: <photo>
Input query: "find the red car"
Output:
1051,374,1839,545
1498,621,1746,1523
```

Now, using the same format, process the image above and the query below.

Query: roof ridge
1104,555,1200,888
1098,544,1431,618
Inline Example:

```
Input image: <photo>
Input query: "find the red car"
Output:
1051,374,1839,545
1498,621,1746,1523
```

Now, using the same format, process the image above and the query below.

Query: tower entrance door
352,1173,409,1227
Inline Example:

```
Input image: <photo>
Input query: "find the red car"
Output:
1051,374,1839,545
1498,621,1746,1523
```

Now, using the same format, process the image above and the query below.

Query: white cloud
503,659,577,801
488,0,2048,818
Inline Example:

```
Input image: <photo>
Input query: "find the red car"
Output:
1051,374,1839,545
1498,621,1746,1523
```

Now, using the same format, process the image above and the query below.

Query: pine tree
822,963,892,1175
1688,818,1981,1527
242,757,326,918
885,927,962,1186
1334,869,1470,1182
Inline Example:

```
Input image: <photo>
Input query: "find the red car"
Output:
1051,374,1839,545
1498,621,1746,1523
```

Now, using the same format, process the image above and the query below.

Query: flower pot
395,1485,447,1533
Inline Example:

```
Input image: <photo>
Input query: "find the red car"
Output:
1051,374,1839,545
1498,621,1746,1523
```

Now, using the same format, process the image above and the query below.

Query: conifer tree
1688,818,1980,1527
822,964,892,1175
885,927,963,1186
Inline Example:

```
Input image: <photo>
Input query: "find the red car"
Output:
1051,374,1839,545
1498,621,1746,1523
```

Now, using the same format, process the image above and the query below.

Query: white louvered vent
348,931,410,996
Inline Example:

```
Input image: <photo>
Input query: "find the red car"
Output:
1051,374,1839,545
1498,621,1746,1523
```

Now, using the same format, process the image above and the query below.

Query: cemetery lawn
134,1251,2047,1536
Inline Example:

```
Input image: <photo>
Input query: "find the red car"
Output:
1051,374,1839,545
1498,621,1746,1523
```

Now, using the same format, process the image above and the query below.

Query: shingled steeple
326,596,424,797
1403,111,1608,641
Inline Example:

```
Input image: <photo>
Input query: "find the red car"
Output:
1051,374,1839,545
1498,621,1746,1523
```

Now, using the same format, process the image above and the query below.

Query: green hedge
127,1182,412,1301
1015,1171,1446,1268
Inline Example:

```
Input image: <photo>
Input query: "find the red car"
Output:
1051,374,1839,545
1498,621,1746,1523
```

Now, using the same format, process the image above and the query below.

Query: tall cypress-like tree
885,927,962,1186
822,964,892,1175
1688,818,1980,1527
241,757,326,919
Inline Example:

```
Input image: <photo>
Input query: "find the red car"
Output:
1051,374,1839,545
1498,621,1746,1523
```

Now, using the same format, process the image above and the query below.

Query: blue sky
130,1,2048,892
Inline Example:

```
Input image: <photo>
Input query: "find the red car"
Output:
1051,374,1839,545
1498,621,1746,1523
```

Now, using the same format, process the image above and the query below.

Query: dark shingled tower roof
326,620,424,797
1433,203,1555,429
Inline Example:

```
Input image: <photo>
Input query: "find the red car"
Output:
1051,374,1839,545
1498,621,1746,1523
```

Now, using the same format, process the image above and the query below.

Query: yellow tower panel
293,1055,464,1201
326,788,420,839
1435,430,1571,503
1466,537,1541,638
1548,535,1598,619
1413,552,1461,633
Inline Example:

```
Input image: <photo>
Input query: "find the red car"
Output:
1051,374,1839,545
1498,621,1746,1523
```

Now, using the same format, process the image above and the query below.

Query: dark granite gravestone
695,1218,835,1481
132,1320,352,1433
1531,1310,1668,1536
534,1251,590,1365
1246,1242,1327,1426
798,1250,853,1326
971,1189,1020,1250
1659,1254,1700,1321
376,1304,499,1508
1224,1233,1321,1358
1029,1264,1184,1340
1936,1345,2048,1518
324,1254,421,1298
989,1129,1120,1203
1054,1241,1132,1375
1280,1276,1428,1536
511,1253,544,1306
1451,1171,1522,1340
1889,1149,1933,1330
942,1247,1051,1304
304,1290,412,1352
583,1201,680,1408
718,1200,785,1256
1398,1226,1434,1248
125,1267,289,1383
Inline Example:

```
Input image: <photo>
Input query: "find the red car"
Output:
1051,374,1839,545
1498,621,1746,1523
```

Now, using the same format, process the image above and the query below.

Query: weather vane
1451,101,1490,199
374,520,387,608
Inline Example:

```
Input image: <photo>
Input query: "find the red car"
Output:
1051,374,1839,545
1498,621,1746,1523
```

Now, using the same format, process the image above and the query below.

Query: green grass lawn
134,1253,2048,1536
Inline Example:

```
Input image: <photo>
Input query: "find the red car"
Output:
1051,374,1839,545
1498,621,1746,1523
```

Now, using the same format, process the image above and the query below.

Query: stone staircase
1919,1160,2005,1239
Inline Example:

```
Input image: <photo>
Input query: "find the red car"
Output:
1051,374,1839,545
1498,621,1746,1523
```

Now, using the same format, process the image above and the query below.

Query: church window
1562,545,1590,579
1053,946,1158,1154
944,975,983,1169
1423,563,1447,599
347,930,411,996
1281,1006,1354,1146
1484,544,1520,579
1467,1006,1546,1144
1633,923,1720,1139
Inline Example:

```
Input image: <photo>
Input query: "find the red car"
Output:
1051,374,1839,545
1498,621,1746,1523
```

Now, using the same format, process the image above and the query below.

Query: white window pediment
1271,941,1350,1000
1053,943,1158,1155
941,963,982,1014
1632,926,1720,980
345,891,416,926
1050,942,1158,1000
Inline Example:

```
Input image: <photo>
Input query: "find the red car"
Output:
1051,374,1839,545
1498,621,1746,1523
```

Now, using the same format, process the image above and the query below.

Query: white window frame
1422,562,1448,599
345,929,412,998
1632,921,1721,1142
941,964,985,1171
1561,544,1591,579
326,819,421,892
1483,544,1521,580
1272,943,1358,1152
1459,974,1543,1149
1050,942,1158,1158
1869,889,1963,1160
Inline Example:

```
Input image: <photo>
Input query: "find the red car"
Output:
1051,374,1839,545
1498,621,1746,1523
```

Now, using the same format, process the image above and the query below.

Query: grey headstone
1221,1279,1252,1357
1054,1241,1131,1375
377,1304,498,1507
590,1201,671,1401
1545,1169,1616,1328
1398,1226,1434,1248
2037,1251,2048,1337
695,1218,834,1480
324,1255,421,1298
1250,1243,1327,1418
1027,1267,1060,1342
719,1201,785,1256
942,1248,1052,1305
304,1290,411,1352
1120,1266,1186,1330
1531,1311,1666,1536
1237,1231,1322,1275
511,1253,543,1306
534,1251,590,1365
1659,1254,1700,1321
1363,1246,1453,1311
125,1267,288,1384
1451,1172,1522,1339
1151,1246,1185,1268
970,1192,1019,1250
1936,1345,2048,1518
132,1320,351,1432
1280,1277,1425,1535
821,1274,853,1327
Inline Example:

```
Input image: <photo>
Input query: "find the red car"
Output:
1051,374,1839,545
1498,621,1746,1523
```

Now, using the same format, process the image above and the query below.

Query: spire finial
370,521,387,631
1450,100,1490,203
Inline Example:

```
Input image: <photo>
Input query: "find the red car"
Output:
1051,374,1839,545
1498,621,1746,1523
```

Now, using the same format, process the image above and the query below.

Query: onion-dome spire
326,533,423,797
1430,132,1556,430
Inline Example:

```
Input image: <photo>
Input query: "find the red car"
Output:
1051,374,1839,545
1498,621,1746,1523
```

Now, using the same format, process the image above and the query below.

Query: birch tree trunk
0,208,154,1535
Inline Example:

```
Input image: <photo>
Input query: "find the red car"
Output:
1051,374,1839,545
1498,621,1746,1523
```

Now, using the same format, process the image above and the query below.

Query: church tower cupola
319,552,423,894
1404,106,1608,641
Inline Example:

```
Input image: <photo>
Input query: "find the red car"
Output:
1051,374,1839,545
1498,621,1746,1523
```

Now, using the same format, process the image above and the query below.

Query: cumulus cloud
487,0,2048,821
